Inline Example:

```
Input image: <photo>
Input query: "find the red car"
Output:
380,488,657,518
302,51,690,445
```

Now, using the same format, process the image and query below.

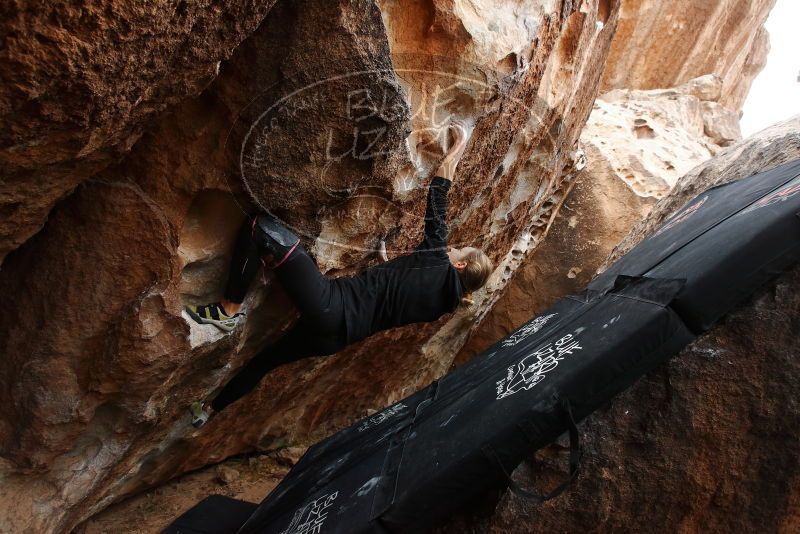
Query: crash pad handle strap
483,398,582,503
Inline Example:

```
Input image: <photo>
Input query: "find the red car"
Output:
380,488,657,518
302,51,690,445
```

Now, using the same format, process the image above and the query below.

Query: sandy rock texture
0,0,279,265
607,115,800,263
457,76,741,361
601,0,775,111
590,75,742,197
441,118,800,534
0,1,621,532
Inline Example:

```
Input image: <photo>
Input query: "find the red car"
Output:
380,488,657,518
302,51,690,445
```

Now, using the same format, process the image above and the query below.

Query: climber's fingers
449,121,467,147
378,239,389,262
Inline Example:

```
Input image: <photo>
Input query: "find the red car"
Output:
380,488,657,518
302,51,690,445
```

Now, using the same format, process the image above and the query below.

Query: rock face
0,0,279,265
601,0,775,111
591,75,742,197
462,0,775,364
457,76,741,361
442,117,800,533
0,1,622,532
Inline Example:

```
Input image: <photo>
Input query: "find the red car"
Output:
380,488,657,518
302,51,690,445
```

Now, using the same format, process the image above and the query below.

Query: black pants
211,217,347,412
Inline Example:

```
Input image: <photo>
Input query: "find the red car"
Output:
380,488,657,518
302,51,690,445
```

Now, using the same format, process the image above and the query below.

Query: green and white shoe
185,303,244,333
189,401,210,428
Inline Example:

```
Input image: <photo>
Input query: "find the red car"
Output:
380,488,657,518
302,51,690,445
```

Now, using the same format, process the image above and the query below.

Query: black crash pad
238,278,694,533
162,495,257,534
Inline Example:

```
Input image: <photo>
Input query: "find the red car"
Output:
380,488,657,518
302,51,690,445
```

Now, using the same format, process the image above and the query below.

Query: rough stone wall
590,75,742,195
457,75,741,361
442,116,800,534
0,1,622,532
0,0,278,264
600,0,775,111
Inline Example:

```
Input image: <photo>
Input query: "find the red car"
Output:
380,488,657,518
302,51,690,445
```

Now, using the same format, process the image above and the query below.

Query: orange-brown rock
441,116,800,534
0,1,622,532
601,0,775,111
0,0,278,264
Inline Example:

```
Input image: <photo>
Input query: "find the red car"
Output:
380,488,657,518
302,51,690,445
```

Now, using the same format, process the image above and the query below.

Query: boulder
0,0,783,530
0,1,622,531
457,77,741,361
601,0,775,111
608,115,800,262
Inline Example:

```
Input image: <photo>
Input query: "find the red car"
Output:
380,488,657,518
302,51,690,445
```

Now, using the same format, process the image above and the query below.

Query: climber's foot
252,214,300,269
189,401,210,428
185,303,245,333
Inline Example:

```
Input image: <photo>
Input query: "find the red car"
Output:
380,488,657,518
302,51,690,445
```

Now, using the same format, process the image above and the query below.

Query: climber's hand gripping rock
435,120,469,181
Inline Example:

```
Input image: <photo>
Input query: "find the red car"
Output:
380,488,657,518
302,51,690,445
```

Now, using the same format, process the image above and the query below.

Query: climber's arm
415,121,469,253
416,177,452,253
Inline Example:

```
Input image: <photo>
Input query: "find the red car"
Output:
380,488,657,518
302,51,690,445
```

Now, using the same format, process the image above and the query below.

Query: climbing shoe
189,401,210,428
252,213,300,268
185,303,244,333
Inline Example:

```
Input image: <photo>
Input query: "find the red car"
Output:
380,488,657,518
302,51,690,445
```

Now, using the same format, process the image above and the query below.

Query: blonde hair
458,249,493,306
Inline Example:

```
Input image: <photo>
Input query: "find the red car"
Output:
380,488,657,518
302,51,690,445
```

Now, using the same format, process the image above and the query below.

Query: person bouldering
186,121,492,427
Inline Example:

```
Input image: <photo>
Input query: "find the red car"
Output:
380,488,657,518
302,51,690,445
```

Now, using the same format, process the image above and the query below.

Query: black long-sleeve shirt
335,177,464,344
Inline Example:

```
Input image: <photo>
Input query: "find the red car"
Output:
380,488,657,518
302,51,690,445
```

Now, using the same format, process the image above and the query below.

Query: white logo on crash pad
496,333,583,400
282,491,339,534
501,313,558,348
357,402,408,432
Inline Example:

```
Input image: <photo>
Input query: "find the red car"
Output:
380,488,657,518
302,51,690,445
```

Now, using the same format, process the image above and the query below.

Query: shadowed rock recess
0,0,279,265
0,0,785,532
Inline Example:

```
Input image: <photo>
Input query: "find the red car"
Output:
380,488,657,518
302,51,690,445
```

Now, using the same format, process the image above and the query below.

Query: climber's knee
252,213,300,268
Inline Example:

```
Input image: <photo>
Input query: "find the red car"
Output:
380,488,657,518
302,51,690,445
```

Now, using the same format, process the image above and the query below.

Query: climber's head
448,246,493,302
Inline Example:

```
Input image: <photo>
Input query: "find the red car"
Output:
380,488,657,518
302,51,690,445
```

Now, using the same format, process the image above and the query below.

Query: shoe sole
185,307,236,333
189,402,209,428
191,417,208,428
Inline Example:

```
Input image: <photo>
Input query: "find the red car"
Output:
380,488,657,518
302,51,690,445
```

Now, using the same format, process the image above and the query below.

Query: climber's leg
209,320,346,413
250,212,344,331
272,247,344,329
209,327,312,413
190,214,346,422
221,216,264,314
252,213,301,269
185,217,260,331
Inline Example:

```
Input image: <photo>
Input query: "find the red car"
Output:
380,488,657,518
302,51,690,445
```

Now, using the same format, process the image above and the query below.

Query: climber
185,121,493,427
